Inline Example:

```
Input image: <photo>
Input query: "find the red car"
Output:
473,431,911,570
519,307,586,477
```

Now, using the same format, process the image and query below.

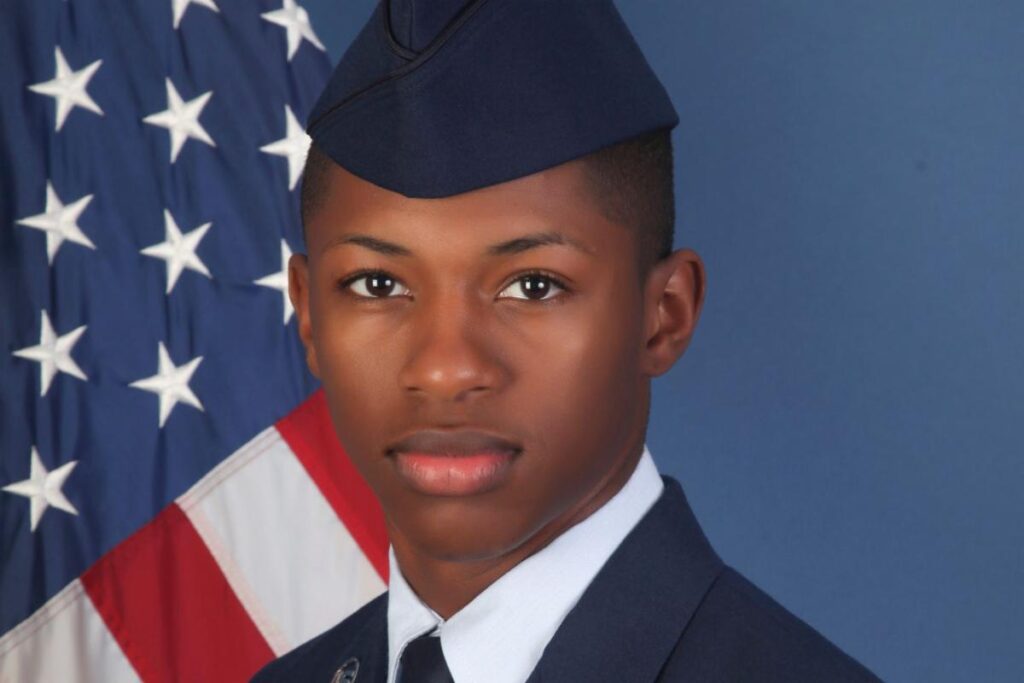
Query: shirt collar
386,444,664,683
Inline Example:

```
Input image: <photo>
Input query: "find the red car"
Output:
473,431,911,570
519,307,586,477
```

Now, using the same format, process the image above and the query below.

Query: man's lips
386,429,522,496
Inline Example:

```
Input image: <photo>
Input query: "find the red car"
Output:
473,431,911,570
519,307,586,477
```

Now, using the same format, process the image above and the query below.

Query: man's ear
640,248,707,377
288,253,320,378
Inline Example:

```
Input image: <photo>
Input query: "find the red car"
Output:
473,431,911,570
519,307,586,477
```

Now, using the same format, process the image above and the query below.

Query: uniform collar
525,474,724,682
386,444,664,683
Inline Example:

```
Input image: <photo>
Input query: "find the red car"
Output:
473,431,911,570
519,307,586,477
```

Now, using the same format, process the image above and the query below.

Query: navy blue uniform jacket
253,476,882,682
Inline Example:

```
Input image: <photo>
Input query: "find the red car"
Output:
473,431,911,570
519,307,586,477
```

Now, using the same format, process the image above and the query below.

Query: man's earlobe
641,248,706,377
288,253,320,378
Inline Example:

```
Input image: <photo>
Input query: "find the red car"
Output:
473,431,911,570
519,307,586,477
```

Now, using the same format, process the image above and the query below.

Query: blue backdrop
303,2,1024,681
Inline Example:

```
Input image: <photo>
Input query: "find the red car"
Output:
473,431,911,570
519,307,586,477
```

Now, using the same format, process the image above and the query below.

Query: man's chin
391,515,536,565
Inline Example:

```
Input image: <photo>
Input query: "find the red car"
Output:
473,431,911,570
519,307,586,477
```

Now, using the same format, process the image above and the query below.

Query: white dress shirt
386,443,664,683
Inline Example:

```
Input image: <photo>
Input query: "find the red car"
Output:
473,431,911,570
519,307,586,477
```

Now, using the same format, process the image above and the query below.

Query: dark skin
290,157,706,618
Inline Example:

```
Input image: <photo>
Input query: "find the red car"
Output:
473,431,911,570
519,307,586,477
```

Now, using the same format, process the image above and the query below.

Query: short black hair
300,129,675,280
578,128,676,281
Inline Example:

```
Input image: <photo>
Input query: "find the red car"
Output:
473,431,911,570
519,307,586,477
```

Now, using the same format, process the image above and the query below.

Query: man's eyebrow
324,231,595,257
326,235,412,256
487,231,595,256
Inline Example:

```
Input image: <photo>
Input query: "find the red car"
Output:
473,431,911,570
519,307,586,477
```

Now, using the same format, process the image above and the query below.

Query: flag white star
143,78,215,163
3,448,79,532
261,0,325,61
260,105,311,191
141,209,212,294
254,239,294,324
172,0,219,29
17,182,96,264
130,342,204,428
27,46,103,132
13,310,88,397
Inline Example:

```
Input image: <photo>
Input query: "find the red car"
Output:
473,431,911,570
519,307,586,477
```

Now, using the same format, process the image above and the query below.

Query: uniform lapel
525,475,725,683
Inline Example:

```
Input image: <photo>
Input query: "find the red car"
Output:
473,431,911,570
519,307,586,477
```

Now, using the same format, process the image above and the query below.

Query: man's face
292,157,696,564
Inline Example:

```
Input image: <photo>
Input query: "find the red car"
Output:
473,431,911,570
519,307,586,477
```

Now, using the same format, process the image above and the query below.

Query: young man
255,1,881,681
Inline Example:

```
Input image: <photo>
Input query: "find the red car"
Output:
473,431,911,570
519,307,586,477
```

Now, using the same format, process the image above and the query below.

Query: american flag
0,1,387,680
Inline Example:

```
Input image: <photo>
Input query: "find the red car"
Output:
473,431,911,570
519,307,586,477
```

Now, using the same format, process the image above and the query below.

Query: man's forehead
306,159,621,261
320,231,597,259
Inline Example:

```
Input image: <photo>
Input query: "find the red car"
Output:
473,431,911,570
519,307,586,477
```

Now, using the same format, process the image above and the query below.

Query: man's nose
397,295,505,403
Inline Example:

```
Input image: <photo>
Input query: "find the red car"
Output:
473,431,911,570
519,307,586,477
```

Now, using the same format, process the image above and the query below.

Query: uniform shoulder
250,592,388,682
662,566,883,682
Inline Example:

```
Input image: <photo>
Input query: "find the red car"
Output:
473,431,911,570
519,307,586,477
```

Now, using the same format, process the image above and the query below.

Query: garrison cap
307,0,678,198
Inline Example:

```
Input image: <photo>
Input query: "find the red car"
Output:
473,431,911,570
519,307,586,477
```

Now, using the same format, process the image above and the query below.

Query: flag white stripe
186,502,294,655
0,580,139,683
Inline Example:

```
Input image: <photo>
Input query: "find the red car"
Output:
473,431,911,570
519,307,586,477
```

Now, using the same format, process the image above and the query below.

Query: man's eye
342,272,411,298
498,272,568,301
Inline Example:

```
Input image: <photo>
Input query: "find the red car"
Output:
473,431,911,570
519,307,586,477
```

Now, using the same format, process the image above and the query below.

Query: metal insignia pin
330,657,359,683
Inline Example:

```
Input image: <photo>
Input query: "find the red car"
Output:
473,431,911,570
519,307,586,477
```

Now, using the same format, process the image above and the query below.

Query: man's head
288,131,705,571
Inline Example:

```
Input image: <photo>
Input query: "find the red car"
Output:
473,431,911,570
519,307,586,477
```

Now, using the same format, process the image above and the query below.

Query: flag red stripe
81,504,274,682
276,389,390,582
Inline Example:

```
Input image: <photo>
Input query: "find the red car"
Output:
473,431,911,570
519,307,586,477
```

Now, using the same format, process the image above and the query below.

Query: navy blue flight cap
307,0,679,198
